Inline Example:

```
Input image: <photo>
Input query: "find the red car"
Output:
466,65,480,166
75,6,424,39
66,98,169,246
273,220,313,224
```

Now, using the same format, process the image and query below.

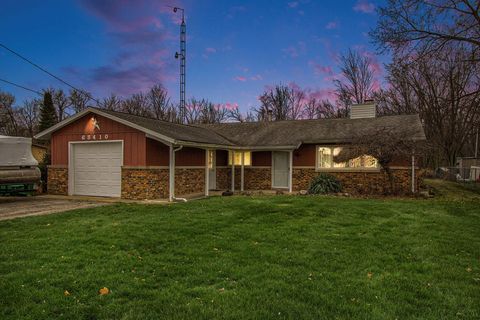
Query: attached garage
69,141,123,197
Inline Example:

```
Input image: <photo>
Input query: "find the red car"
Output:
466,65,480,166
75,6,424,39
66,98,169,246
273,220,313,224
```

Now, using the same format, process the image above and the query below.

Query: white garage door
72,142,122,197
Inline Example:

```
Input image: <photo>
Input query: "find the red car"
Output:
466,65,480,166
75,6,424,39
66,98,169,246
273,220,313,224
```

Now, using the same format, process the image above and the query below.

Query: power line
0,78,43,96
0,43,101,105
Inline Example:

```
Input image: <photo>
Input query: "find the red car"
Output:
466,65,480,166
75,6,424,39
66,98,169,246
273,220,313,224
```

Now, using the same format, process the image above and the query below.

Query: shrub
308,173,342,194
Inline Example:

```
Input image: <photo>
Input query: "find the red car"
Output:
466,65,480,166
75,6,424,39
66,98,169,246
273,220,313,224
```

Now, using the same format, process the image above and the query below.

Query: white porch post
411,152,415,193
231,151,235,192
241,152,244,192
289,150,293,193
205,149,209,197
169,145,175,202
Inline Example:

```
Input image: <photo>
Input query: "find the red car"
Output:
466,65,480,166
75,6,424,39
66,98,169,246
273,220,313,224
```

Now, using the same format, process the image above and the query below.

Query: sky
0,0,386,111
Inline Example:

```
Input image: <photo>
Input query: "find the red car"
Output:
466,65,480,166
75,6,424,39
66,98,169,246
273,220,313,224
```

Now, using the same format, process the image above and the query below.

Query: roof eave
34,107,176,145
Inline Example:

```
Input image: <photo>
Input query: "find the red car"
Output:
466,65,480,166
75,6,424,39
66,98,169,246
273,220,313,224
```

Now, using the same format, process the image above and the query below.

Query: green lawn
1,191,479,319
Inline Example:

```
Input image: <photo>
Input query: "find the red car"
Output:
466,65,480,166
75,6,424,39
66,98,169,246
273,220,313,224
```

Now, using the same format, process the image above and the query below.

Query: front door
208,150,216,190
272,151,289,188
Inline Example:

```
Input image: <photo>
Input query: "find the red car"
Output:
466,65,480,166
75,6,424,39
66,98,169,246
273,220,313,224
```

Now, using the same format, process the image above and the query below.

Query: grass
1,184,479,319
425,178,480,201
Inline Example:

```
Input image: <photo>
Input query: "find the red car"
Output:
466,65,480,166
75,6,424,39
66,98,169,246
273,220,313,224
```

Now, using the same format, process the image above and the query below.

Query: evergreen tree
38,91,57,132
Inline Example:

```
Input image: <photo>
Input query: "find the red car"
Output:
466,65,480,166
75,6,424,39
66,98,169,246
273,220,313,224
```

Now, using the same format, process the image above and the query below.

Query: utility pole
172,6,186,123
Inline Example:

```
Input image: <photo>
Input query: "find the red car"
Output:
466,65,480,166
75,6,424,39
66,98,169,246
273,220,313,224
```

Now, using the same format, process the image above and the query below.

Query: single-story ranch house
34,103,426,200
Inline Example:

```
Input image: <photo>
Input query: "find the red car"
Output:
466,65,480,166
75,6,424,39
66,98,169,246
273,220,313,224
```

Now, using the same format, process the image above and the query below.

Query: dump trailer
0,135,41,195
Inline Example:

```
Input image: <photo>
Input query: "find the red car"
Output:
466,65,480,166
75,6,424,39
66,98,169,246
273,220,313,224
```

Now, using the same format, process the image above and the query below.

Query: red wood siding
252,151,271,166
146,138,169,166
176,147,205,166
293,144,316,166
51,113,146,166
145,139,208,167
216,150,229,166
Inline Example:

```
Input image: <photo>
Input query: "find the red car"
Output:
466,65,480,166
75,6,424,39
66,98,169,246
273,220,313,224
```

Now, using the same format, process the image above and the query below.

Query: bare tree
201,102,228,124
303,98,348,119
121,92,152,117
100,94,122,111
184,98,229,124
257,85,291,121
16,99,40,137
0,91,19,136
334,126,422,194
334,49,376,106
69,89,91,113
289,86,306,120
184,98,204,124
373,0,480,60
49,89,71,122
227,106,255,122
147,85,177,121
381,45,480,166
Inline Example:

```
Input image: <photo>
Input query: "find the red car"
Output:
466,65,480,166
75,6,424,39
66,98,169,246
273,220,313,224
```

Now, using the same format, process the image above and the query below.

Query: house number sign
81,134,109,141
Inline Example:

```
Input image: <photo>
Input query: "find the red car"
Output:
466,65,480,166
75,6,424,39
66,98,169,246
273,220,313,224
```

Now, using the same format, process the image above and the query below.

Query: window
228,151,251,166
316,146,377,170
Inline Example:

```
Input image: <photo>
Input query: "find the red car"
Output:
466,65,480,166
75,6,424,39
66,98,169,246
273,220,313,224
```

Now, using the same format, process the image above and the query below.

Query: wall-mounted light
92,116,100,131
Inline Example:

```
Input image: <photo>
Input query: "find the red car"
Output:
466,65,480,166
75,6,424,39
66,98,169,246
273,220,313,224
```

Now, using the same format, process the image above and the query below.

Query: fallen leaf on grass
367,272,373,279
64,290,70,296
98,287,110,295
466,267,472,272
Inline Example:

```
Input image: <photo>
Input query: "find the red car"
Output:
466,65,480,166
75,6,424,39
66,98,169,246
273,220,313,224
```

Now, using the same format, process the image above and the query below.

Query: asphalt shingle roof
98,109,235,146
196,114,426,147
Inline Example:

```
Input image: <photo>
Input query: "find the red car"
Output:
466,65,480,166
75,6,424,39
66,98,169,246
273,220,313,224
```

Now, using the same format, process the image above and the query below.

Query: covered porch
204,149,295,195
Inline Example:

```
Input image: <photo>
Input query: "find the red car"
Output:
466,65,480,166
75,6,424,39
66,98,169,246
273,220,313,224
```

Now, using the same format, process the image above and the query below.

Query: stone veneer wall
121,167,205,200
121,167,169,200
216,167,231,190
215,167,272,190
244,167,271,190
292,168,421,195
175,168,205,196
47,166,68,195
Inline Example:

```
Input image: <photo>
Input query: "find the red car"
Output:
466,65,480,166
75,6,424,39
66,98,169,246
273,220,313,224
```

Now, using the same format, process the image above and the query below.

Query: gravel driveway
0,196,108,221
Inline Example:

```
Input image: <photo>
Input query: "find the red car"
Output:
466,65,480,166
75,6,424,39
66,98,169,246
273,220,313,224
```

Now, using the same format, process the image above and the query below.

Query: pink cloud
353,0,375,14
250,74,263,81
202,47,217,59
282,41,306,58
288,1,299,8
223,102,239,110
325,21,338,30
283,46,299,58
234,76,247,82
77,0,182,96
360,50,383,76
307,88,337,101
309,61,333,76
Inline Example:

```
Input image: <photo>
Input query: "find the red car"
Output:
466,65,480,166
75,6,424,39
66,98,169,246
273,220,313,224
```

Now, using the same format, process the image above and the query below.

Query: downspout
169,144,187,202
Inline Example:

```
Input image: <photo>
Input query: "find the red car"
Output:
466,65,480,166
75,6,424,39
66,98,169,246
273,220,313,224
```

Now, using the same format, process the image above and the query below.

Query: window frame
228,151,252,166
314,145,380,172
